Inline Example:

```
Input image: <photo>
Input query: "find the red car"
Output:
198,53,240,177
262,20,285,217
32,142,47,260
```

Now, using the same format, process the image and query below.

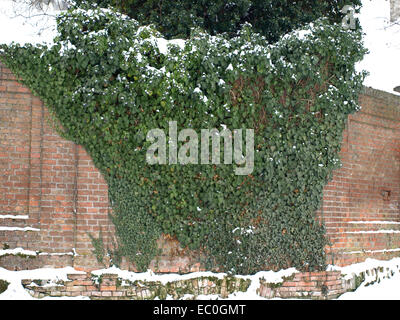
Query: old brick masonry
1,62,400,274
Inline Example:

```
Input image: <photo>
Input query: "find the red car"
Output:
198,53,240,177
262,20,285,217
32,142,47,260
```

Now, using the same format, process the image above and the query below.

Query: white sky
356,0,400,95
0,0,59,44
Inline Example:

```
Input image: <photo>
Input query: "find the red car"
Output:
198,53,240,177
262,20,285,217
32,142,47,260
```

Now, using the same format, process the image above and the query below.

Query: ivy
89,229,105,265
0,6,366,274
0,280,9,294
73,0,362,41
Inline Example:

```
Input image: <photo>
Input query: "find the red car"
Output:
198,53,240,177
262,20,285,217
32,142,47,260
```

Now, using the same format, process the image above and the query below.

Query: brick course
318,87,400,266
20,270,348,300
1,62,400,272
258,271,346,299
22,272,252,300
25,266,397,300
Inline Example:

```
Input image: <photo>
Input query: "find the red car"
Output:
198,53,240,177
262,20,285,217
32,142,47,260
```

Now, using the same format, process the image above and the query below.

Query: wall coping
361,85,400,107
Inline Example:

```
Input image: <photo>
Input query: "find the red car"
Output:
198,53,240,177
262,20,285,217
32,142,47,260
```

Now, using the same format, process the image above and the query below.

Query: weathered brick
67,274,88,281
66,286,86,292
1,61,400,278
100,286,117,292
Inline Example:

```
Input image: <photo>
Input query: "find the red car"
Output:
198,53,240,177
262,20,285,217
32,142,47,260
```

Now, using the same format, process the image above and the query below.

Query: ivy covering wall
0,5,366,274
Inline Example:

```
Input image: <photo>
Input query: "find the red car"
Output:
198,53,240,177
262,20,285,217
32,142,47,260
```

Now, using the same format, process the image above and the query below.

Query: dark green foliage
107,239,124,267
73,0,361,41
89,230,105,264
108,178,161,271
0,6,366,274
0,280,9,294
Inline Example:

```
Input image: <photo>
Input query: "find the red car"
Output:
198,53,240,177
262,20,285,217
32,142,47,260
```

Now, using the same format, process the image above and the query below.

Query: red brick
1,63,399,275
100,286,117,292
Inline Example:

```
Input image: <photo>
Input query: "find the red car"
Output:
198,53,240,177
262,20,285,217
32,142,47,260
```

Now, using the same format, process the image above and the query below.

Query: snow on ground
0,266,88,300
339,272,400,300
90,266,298,300
333,257,400,300
0,264,296,300
1,258,400,300
331,257,400,300
328,257,400,280
44,257,400,300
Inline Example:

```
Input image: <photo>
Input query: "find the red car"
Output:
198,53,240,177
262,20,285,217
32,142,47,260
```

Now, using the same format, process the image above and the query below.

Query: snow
339,272,400,300
38,251,75,256
0,226,40,232
1,258,400,299
331,258,400,300
348,220,400,225
345,230,400,234
356,0,400,95
0,267,87,300
226,63,234,71
0,247,76,257
92,267,228,286
155,38,185,55
329,257,400,282
0,247,36,257
0,215,28,219
80,266,299,300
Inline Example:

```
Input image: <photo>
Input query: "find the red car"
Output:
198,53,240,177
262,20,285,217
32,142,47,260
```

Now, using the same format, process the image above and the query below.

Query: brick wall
258,271,346,299
1,62,400,272
0,61,202,272
319,87,400,266
0,62,113,270
22,272,251,300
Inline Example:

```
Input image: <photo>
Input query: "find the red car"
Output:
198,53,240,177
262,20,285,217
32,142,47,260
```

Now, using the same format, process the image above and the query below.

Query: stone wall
21,270,345,300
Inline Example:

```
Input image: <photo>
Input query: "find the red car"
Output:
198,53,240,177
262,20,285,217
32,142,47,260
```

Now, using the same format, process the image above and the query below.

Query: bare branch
4,0,68,37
